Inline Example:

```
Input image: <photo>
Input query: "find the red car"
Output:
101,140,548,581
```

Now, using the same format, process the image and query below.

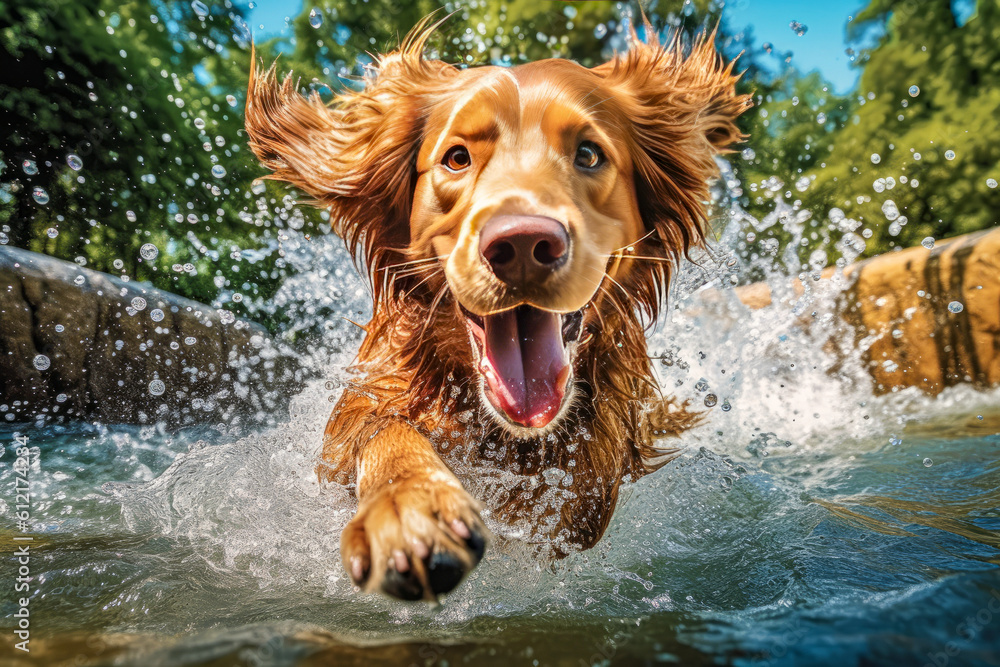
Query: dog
245,17,750,601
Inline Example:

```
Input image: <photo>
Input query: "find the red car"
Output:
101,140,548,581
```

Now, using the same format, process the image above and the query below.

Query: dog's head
246,20,749,435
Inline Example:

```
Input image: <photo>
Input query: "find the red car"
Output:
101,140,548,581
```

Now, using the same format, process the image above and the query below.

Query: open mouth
462,304,585,429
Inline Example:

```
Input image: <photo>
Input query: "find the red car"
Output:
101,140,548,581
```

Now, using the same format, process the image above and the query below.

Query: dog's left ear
245,24,457,279
593,26,752,256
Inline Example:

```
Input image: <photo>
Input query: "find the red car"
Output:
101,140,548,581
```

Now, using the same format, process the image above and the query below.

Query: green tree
0,0,308,327
802,0,1000,259
266,0,750,99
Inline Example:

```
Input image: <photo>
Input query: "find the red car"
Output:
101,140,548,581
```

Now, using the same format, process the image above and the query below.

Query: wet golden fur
245,17,749,599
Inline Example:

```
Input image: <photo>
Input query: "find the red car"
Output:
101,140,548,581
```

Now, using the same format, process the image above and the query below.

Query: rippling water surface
2,231,999,666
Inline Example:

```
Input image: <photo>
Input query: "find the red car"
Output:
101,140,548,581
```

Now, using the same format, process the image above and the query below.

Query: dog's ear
594,26,751,250
245,24,457,281
593,24,751,319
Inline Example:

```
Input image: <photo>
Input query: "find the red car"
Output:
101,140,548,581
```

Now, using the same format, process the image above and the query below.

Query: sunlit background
1,2,999,665
3,0,996,332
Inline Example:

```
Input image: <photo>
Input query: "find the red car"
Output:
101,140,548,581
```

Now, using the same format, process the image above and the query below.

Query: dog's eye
442,145,471,172
574,141,605,170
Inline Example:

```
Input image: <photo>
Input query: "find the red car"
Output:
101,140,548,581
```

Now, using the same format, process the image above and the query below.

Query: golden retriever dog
245,17,750,601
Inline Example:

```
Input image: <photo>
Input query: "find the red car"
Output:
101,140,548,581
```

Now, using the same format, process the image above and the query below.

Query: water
2,235,999,665
3,6,998,662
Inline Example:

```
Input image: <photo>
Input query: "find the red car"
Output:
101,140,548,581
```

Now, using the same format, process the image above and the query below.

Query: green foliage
2,0,996,330
805,0,1000,256
733,0,1000,274
0,0,315,328
270,0,635,96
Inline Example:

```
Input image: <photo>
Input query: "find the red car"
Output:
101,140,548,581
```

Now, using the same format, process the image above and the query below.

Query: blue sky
247,0,870,93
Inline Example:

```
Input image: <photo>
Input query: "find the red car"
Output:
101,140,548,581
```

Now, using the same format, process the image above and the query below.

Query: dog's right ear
245,25,457,274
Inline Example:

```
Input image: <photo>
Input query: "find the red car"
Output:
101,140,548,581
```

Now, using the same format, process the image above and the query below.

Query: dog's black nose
479,215,569,286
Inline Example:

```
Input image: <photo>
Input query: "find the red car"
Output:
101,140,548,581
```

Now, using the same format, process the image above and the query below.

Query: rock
730,227,1000,395
0,246,305,425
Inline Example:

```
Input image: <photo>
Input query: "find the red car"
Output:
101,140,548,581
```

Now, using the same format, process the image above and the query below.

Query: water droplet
46,227,59,238
211,165,227,179
921,237,935,249
66,154,83,171
923,457,933,467
788,21,807,36
741,147,756,161
194,118,206,130
816,112,827,124
22,159,38,175
148,379,165,396
126,210,137,223
33,354,51,370
309,8,323,28
947,300,964,314
720,399,732,412
908,85,919,97
184,336,197,345
140,243,158,260
232,293,243,303
226,94,237,107
88,91,98,102
944,150,955,160
251,179,267,195
870,153,881,164
150,308,165,322
889,436,902,446
113,259,124,270
56,393,68,403
191,0,209,18
795,176,810,192
988,178,998,189
55,324,64,333
594,23,608,39
881,200,899,221
219,310,236,324
873,178,886,193
704,394,718,408
32,187,50,205
131,297,146,311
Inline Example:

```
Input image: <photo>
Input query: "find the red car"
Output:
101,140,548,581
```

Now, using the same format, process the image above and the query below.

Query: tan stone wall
0,247,303,425
735,228,1000,395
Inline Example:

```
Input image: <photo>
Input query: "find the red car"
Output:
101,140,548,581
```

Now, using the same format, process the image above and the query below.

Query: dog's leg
335,420,487,601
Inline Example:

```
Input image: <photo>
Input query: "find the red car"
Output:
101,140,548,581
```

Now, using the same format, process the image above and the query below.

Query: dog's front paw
340,474,487,601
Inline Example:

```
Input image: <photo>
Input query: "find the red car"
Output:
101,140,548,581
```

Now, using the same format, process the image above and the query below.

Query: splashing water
4,156,999,665
2,7,999,663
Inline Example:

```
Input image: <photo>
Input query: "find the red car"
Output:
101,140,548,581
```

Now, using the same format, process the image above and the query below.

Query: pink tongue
481,307,567,428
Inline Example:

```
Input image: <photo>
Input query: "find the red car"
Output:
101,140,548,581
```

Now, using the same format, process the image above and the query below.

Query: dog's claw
392,549,410,573
349,555,369,586
411,537,430,560
450,518,471,539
